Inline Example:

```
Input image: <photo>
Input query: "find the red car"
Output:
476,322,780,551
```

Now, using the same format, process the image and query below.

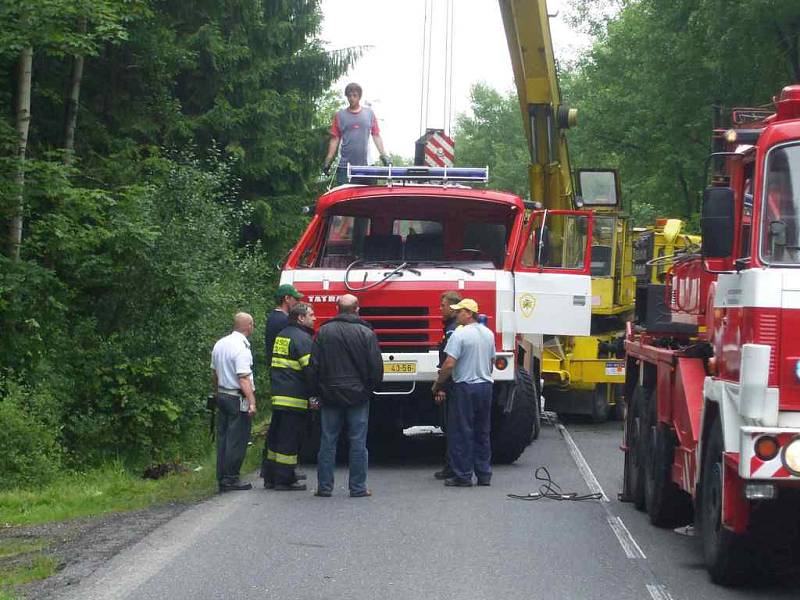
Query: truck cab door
512,210,592,336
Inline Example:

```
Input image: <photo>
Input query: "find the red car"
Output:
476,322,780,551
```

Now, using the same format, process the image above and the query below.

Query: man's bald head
233,312,254,336
337,294,359,314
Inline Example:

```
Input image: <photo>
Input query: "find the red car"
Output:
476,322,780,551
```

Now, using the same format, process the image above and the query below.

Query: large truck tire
491,369,536,464
643,398,693,527
531,373,542,442
623,384,648,510
611,384,626,421
591,383,610,423
699,417,749,586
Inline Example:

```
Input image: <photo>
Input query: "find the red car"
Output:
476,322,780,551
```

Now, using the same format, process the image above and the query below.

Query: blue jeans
317,402,370,494
447,382,493,481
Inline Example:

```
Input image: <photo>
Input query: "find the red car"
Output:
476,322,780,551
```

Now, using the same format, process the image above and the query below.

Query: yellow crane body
500,0,635,419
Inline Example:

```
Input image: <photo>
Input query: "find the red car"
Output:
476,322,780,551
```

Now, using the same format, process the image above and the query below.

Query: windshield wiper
408,261,474,275
355,260,421,275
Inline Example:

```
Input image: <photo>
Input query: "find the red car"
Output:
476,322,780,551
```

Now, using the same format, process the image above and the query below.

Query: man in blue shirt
432,299,496,487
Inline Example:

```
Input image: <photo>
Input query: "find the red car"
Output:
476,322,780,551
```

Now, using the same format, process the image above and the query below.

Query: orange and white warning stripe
424,131,455,167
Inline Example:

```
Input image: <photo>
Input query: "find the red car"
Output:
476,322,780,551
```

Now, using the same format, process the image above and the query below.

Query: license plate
384,362,416,374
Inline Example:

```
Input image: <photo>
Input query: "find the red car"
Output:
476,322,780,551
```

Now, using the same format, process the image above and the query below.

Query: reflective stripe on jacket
270,323,313,411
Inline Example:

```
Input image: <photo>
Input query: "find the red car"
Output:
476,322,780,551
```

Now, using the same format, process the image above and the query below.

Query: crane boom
499,0,575,210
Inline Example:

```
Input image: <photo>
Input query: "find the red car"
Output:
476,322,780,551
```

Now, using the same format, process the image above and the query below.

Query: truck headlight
795,359,800,382
782,437,800,475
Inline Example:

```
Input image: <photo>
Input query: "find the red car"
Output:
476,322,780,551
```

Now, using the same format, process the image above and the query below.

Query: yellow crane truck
499,0,696,421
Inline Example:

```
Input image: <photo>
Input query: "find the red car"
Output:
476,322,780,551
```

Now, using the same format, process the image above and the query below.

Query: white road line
646,584,674,600
607,516,647,559
556,422,609,502
550,420,674,599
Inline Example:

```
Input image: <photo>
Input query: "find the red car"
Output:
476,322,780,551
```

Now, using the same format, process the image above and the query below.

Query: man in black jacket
263,303,315,491
309,294,383,497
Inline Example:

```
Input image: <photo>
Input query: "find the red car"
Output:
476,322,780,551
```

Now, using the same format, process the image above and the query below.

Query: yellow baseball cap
450,298,479,313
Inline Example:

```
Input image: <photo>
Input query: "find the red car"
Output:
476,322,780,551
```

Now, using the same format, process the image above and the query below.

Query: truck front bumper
381,351,515,382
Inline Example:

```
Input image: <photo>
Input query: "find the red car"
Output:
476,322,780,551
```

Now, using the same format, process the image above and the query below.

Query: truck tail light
495,357,508,370
754,435,779,461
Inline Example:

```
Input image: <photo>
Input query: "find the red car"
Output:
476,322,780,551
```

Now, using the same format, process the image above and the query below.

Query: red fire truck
621,85,800,584
281,165,604,463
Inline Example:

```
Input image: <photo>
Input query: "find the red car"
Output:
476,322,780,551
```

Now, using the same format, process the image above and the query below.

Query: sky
319,0,589,162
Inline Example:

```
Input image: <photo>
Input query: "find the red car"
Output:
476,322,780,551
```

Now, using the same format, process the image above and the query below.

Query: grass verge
0,431,265,528
0,537,56,596
0,555,58,587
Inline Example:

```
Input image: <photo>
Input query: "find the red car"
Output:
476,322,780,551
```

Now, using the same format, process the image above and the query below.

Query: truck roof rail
346,164,489,184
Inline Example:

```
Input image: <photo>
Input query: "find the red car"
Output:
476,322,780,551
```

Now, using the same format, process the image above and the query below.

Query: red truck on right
621,85,800,585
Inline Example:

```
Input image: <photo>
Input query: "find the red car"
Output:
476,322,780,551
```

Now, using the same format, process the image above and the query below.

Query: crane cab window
590,216,615,276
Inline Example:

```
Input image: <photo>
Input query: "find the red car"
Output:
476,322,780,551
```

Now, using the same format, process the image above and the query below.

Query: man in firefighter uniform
263,303,316,491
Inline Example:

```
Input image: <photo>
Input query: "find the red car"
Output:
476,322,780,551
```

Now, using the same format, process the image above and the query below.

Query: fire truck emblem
519,293,536,318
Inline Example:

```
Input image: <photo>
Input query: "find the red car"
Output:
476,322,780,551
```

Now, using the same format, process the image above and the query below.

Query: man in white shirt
211,312,257,492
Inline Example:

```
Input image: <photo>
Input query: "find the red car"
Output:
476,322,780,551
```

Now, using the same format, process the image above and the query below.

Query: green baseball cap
276,283,303,300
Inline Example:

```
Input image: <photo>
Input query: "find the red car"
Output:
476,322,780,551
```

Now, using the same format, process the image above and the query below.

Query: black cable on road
508,466,604,502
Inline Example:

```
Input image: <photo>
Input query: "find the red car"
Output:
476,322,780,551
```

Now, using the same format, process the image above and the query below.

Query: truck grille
359,306,435,353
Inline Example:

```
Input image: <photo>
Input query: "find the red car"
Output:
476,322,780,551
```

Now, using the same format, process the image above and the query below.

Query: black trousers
440,383,454,471
263,409,307,485
216,393,252,485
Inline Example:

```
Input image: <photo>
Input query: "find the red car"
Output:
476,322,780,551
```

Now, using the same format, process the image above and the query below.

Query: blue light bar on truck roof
346,164,489,183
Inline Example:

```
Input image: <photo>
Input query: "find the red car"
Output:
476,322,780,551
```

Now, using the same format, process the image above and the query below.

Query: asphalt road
59,419,799,600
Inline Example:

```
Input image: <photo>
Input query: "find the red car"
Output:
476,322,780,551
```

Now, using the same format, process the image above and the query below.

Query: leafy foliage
453,83,529,198
562,0,800,222
0,0,354,487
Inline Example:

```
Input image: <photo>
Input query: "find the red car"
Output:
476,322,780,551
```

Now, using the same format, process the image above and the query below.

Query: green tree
453,83,530,198
562,0,800,223
0,0,360,483
0,0,131,259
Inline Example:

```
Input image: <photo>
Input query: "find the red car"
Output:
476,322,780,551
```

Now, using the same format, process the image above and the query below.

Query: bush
0,381,61,490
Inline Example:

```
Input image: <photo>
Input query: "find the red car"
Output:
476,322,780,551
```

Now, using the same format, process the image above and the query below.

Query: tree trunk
63,18,86,165
8,46,33,262
678,168,692,218
776,25,800,83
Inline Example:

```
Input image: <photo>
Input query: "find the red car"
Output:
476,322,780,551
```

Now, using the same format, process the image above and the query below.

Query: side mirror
700,187,735,258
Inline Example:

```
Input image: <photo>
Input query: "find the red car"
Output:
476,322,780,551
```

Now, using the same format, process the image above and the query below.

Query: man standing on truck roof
261,284,304,482
309,294,383,497
322,82,390,185
432,299,496,487
211,313,257,492
263,303,316,491
433,290,462,481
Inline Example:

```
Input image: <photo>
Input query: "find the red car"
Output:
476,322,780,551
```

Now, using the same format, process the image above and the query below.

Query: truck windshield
761,143,800,265
314,198,513,269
